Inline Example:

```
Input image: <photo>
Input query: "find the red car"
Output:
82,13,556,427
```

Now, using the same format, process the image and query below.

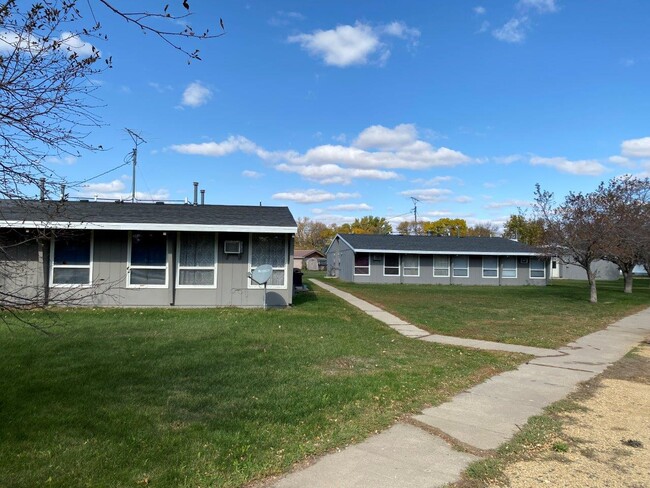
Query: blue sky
45,0,650,230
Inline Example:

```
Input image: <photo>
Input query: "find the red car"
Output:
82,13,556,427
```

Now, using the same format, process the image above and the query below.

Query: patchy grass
321,278,650,348
0,289,522,488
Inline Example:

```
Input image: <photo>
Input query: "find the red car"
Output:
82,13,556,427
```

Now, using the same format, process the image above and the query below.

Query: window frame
529,258,546,279
402,254,420,277
248,234,288,290
50,231,94,288
501,256,518,279
452,256,469,278
433,255,450,277
383,254,400,276
354,252,370,276
127,230,169,288
176,232,218,289
482,256,499,279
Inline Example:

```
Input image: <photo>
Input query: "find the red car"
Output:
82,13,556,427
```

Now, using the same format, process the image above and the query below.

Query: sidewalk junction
271,279,650,488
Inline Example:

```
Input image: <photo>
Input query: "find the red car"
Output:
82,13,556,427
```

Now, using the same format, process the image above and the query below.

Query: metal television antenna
249,264,273,309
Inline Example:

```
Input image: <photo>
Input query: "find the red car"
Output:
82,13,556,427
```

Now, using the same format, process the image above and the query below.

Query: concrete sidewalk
271,281,650,488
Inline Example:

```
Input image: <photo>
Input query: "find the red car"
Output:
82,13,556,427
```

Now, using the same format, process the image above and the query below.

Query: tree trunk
623,270,634,293
587,269,598,303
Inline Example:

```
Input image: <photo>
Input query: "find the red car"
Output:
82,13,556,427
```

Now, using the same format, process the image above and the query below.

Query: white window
250,234,287,288
177,232,217,288
50,231,92,286
452,256,469,278
128,231,168,287
402,255,419,276
354,253,370,275
433,256,450,277
530,258,546,279
482,256,499,278
502,257,517,278
384,254,400,276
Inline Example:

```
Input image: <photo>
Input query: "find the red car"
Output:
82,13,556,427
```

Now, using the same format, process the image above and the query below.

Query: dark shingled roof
336,233,539,255
0,199,296,230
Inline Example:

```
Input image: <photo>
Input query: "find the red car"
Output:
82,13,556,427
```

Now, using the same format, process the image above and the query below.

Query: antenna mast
411,197,421,235
125,128,146,203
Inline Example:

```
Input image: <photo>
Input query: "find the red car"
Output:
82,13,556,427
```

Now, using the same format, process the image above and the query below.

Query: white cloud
400,188,453,202
455,196,473,203
170,135,263,157
78,179,169,201
272,189,359,204
530,156,607,176
181,81,212,108
44,155,77,165
0,30,96,57
608,155,634,168
517,0,558,14
621,136,650,158
412,176,455,186
494,154,524,164
328,203,373,211
493,17,528,43
354,123,418,150
288,21,419,67
484,199,531,209
276,163,398,185
242,170,263,178
170,124,471,185
474,6,487,15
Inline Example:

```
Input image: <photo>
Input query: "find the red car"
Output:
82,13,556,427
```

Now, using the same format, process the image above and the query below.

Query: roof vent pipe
200,189,205,205
60,184,66,201
39,178,46,201
193,181,199,206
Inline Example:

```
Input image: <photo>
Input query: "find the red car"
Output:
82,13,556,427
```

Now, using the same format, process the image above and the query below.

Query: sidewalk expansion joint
405,417,493,458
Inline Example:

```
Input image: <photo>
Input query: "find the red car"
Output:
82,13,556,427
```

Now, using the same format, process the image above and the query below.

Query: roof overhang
2,220,297,234
350,248,539,256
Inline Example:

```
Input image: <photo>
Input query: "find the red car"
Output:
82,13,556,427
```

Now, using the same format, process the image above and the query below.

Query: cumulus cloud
621,136,650,158
288,21,419,67
170,135,265,158
181,81,212,107
0,30,96,56
493,17,528,43
530,156,607,176
170,123,471,185
494,154,524,164
272,189,359,204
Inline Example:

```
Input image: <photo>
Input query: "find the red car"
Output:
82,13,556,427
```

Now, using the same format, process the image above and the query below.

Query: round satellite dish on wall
251,264,273,285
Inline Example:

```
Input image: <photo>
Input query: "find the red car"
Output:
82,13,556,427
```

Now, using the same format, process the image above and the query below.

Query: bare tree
534,184,607,303
295,217,336,252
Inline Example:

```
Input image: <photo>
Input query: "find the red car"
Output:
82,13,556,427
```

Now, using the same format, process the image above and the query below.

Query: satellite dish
251,264,273,285
249,264,273,310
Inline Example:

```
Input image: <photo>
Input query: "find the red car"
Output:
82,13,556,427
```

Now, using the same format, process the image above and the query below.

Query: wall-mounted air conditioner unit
224,240,243,254
519,257,529,264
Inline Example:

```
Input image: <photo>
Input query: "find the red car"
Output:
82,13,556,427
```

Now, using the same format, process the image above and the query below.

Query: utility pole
410,197,420,235
125,128,146,203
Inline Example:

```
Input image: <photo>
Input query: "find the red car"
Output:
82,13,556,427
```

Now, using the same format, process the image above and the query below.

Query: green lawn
0,290,521,488
317,277,650,349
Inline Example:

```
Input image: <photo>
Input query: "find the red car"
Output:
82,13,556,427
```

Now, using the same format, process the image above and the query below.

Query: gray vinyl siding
552,256,620,281
1,230,293,308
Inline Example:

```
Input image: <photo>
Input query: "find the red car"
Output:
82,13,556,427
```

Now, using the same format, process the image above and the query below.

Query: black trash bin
293,268,304,287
